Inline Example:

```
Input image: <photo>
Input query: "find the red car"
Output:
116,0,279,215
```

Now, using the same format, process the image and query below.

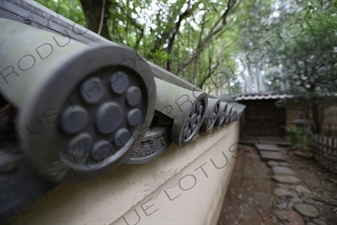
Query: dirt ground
217,144,337,225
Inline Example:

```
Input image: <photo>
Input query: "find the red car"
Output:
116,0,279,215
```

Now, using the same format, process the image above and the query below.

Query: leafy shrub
283,126,314,151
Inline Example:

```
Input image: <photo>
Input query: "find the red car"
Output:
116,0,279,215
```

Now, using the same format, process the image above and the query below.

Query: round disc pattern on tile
80,77,105,104
183,100,205,141
58,69,146,169
61,106,89,134
207,103,220,130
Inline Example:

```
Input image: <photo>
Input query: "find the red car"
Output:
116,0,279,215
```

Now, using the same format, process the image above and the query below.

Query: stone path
260,151,288,160
218,144,337,225
264,145,331,225
255,143,288,161
255,143,283,151
272,166,295,175
240,135,292,145
272,175,301,184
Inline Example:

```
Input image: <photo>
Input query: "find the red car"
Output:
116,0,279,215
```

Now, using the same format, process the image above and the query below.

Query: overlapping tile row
0,0,246,215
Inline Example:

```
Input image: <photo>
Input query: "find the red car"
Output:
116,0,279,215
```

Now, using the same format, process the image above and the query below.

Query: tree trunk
311,102,322,134
79,0,112,40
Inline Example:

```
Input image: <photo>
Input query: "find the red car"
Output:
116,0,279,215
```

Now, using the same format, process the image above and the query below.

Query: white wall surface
13,122,240,225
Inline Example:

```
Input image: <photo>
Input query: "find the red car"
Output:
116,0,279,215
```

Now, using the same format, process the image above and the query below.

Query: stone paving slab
240,136,292,145
255,143,279,148
272,166,295,175
276,183,291,189
254,143,282,151
279,162,290,167
273,187,298,197
272,175,301,184
301,196,314,204
290,196,303,203
275,210,305,225
267,161,279,167
294,203,319,218
273,187,303,204
260,151,287,161
295,185,312,195
310,197,337,207
312,218,327,225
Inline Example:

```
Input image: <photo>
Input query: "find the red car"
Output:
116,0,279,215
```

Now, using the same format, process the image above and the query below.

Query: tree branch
176,0,238,77
167,0,192,53
79,0,112,40
166,0,192,71
198,49,223,88
111,1,144,49
98,0,106,35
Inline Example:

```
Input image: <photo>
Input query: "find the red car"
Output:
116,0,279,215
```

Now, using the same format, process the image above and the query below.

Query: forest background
37,0,337,134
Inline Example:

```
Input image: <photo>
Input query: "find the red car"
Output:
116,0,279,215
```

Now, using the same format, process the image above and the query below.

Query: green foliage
37,0,86,27
233,0,337,94
35,0,242,96
283,125,313,151
35,0,337,99
233,0,337,133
